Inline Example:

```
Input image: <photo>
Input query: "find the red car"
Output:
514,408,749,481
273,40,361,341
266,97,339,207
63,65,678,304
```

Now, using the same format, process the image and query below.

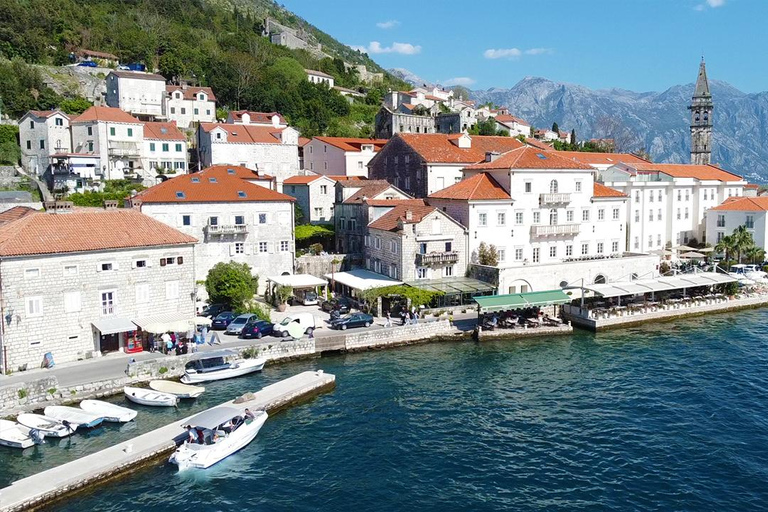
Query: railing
530,223,580,237
107,144,141,157
204,224,248,236
539,193,571,204
415,251,459,266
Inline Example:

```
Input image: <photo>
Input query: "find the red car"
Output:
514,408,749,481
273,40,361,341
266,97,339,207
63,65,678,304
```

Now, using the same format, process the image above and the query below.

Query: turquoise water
4,309,768,511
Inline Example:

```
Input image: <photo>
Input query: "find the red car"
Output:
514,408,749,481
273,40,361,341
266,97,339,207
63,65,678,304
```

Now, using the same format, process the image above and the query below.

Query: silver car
224,314,256,335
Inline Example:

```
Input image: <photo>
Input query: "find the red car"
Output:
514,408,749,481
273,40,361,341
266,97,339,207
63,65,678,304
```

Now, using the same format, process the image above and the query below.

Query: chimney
405,210,413,221
485,151,500,162
104,200,118,210
361,195,368,203
272,115,280,128
44,201,73,213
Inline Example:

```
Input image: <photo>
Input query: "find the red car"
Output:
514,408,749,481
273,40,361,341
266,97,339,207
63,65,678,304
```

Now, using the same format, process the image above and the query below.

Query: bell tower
689,58,713,165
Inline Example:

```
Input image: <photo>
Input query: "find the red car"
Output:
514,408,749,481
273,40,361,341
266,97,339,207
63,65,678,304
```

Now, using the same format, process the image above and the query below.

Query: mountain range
390,70,768,183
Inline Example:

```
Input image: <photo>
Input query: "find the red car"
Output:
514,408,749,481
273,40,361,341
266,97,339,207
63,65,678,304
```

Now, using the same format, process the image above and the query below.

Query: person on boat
244,408,255,422
185,425,196,444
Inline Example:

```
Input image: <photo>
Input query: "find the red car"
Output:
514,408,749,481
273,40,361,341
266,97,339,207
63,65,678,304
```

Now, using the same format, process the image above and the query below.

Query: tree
468,119,499,136
59,97,93,115
205,262,257,310
715,234,737,262
294,203,305,225
570,128,576,145
745,245,766,264
552,122,559,133
0,125,20,164
477,242,499,266
732,225,754,263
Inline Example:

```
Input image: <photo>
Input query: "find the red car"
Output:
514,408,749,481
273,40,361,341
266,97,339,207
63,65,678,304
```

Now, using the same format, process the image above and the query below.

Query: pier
0,370,335,512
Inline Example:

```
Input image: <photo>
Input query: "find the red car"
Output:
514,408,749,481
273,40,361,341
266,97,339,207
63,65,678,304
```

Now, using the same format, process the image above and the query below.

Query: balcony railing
540,193,571,205
204,224,248,236
107,143,141,157
530,223,580,237
415,251,459,266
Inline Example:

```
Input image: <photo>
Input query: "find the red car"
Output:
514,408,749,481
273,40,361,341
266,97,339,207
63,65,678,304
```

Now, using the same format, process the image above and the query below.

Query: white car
273,313,316,338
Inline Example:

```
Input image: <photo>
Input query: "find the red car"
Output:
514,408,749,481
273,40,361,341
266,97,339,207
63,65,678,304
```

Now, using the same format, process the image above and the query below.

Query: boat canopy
187,349,237,361
185,406,243,430
474,290,571,313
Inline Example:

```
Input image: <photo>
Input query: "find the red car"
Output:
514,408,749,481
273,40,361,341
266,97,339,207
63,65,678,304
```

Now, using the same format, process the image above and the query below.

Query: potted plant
275,285,293,312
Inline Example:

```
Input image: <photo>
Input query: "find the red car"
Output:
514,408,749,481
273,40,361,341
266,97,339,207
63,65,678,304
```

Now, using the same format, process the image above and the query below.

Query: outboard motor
29,428,45,445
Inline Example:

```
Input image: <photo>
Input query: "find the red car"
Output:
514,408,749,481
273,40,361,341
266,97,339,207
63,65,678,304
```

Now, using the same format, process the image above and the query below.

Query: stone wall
344,319,452,350
295,254,351,279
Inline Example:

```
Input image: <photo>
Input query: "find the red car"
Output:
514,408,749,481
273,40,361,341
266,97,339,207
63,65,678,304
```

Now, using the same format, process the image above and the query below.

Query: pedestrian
384,311,392,328
161,332,172,354
201,324,209,343
412,310,419,325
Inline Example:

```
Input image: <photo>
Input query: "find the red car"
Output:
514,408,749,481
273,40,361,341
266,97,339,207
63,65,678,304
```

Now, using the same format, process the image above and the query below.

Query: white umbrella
680,251,706,259
698,247,715,253
194,316,212,326
673,245,697,252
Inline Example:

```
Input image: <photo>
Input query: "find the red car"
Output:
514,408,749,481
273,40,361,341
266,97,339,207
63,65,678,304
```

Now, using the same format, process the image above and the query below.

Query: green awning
473,289,571,313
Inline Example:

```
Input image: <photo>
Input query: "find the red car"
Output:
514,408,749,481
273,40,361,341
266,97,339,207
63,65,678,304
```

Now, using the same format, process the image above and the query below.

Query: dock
0,370,335,512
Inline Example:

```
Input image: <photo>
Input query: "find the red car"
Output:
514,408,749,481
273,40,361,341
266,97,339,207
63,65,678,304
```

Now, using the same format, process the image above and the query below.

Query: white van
273,313,316,338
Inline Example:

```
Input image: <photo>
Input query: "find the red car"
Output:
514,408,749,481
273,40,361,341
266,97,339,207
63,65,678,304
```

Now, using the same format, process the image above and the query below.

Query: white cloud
443,77,476,87
376,20,400,29
355,41,422,55
483,47,553,59
525,48,554,56
695,0,725,10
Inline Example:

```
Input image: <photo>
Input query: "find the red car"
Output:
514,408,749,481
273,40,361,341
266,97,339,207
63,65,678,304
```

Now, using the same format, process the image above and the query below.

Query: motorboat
0,420,35,449
169,407,268,470
180,350,266,384
80,400,137,422
44,406,104,428
124,386,178,407
149,380,205,399
17,413,78,438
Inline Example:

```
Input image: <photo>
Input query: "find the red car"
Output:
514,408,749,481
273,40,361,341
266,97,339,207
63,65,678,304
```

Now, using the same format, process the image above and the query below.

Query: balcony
204,224,248,236
539,193,571,205
415,251,459,266
530,223,580,237
107,142,141,157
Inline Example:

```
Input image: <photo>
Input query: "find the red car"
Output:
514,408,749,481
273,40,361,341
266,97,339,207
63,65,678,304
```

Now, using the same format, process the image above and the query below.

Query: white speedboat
44,406,104,428
169,407,268,470
80,400,137,422
0,420,35,449
124,386,178,407
180,350,266,384
17,413,78,438
149,380,205,399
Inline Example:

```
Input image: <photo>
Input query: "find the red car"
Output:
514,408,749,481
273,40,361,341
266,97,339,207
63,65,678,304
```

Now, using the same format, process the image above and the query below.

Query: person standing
384,311,392,328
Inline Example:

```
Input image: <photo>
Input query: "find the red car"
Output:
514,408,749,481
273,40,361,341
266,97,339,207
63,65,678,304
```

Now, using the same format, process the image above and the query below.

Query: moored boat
180,350,266,384
0,420,35,449
124,386,178,407
149,380,205,399
17,414,78,438
44,406,104,428
169,407,268,470
80,400,137,422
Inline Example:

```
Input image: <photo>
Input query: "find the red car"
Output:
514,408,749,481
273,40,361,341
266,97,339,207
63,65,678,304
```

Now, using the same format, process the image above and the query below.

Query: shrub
238,302,271,322
47,388,57,395
242,347,259,359
17,389,27,399
158,366,168,374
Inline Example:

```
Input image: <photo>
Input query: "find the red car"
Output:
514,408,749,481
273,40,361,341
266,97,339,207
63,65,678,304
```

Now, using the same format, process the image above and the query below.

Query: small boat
149,380,205,399
124,386,178,407
169,407,268,470
80,400,137,422
0,420,35,449
44,406,104,428
17,413,78,438
180,350,266,384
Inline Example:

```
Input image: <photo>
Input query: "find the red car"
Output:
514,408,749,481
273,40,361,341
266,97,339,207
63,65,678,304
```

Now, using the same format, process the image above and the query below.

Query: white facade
284,175,336,224
226,111,286,127
142,139,188,175
165,86,216,128
305,69,334,88
71,115,144,180
494,116,531,137
18,111,71,175
304,137,384,177
706,200,768,252
105,71,166,119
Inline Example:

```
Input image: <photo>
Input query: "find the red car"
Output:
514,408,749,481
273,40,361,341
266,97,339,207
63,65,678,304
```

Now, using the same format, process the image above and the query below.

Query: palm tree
745,245,766,265
715,234,737,262
732,225,754,263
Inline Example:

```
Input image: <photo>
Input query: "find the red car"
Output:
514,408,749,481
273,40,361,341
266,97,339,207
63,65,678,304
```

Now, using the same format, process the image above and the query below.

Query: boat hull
44,406,104,428
0,420,35,449
124,387,178,407
180,358,266,384
149,380,205,399
80,400,138,422
17,414,78,438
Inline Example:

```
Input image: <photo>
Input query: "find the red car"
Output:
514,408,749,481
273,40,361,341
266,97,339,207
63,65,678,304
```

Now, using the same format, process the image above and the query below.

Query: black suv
321,297,352,314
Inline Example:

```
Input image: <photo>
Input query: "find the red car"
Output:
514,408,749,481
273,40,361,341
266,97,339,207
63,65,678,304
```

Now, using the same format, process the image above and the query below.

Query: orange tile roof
328,176,366,182
524,138,552,151
199,123,289,144
305,69,334,79
284,175,328,185
745,184,760,189
313,137,388,152
428,173,509,201
72,106,142,124
397,133,525,164
198,165,272,181
298,137,311,147
467,146,595,171
710,196,768,211
144,122,186,141
365,198,426,207
343,181,399,204
0,209,196,257
229,110,285,125
134,171,294,204
556,151,650,166
368,204,438,231
628,163,742,182
166,85,216,102
0,206,36,225
495,114,530,126
593,183,627,198
26,110,67,120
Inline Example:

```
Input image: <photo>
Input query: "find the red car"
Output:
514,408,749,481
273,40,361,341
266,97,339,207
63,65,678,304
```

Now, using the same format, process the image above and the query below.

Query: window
87,126,93,136
549,180,559,194
717,214,725,227
635,191,640,202
703,190,708,200
649,210,654,222
234,215,245,225
194,108,199,115
563,210,573,223
525,181,532,193
133,282,149,304
64,265,78,275
209,216,218,226
39,139,45,149
64,291,81,313
549,209,558,225
182,215,191,226
612,241,619,253
677,208,681,220
657,234,662,247
648,235,653,247
26,296,43,317
88,142,93,152
575,181,582,193
445,242,452,252
677,190,682,201
582,210,590,222
612,208,619,221
109,127,115,136
258,213,267,224
175,143,182,152
598,209,605,221
549,246,557,258
314,207,323,218
597,242,604,254
497,212,506,226
100,262,113,272
532,247,540,263
165,281,179,300
657,191,662,202
55,117,63,126
29,120,34,129
634,210,640,222
24,268,40,279
581,243,589,255
497,248,506,262
684,208,689,220
160,257,176,266
280,241,290,252
320,185,328,194
515,212,523,225
181,108,186,115
417,268,428,279
533,211,541,224
127,128,133,137
649,191,654,203
170,107,176,114
418,242,428,255
162,143,169,152
515,248,523,261
657,209,662,221
685,190,690,202
444,266,453,277
234,242,244,254
134,259,147,268
150,143,156,152
259,242,268,253
26,140,31,150
478,213,487,226
634,237,639,250
717,232,724,243
390,240,398,254
100,291,115,316
746,215,755,229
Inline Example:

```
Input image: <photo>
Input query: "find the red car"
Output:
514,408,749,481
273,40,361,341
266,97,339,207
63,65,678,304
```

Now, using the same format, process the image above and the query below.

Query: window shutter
96,263,102,272
177,256,184,265
245,244,252,255
131,260,137,269
113,262,119,270
160,258,166,267
268,242,274,254
229,245,235,256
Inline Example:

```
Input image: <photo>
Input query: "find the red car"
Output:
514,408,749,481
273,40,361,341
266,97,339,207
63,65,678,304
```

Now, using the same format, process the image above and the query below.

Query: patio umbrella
673,245,697,252
680,251,706,259
698,247,715,253
194,316,213,326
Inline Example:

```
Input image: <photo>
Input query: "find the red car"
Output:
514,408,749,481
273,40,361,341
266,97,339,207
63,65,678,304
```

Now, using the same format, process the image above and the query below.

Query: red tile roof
524,138,552,151
0,206,36,226
305,69,334,79
229,111,285,125
364,198,426,207
72,106,142,124
328,176,366,182
710,196,768,211
198,165,273,181
26,110,67,120
556,151,650,166
298,137,311,147
134,171,294,204
0,209,196,257
628,163,742,182
593,183,627,198
368,204,438,231
143,122,186,141
467,146,595,171
428,173,509,201
745,184,760,189
284,175,330,185
343,181,400,204
313,137,387,152
200,123,289,144
495,114,530,126
397,133,525,164
166,85,216,102
110,70,165,81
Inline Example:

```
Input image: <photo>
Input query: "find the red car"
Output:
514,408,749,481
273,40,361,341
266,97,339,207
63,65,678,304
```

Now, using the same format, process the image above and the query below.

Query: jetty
0,370,335,512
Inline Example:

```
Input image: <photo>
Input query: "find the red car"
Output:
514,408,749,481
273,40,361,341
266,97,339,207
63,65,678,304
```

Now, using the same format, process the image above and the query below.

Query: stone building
105,71,166,120
283,174,336,224
374,106,437,139
304,136,387,177
165,85,216,128
18,110,72,176
0,205,197,371
142,121,188,179
690,58,713,165
227,111,287,127
305,69,335,88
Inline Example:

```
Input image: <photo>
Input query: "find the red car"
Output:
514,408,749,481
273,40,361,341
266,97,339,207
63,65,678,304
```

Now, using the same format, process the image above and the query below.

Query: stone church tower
689,58,713,165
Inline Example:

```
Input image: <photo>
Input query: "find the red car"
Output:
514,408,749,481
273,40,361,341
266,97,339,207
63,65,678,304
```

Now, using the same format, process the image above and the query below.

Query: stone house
226,111,287,127
142,121,189,180
283,174,336,224
0,205,197,371
305,69,334,88
18,110,72,176
165,85,216,128
105,71,167,120
304,136,387,177
493,115,531,137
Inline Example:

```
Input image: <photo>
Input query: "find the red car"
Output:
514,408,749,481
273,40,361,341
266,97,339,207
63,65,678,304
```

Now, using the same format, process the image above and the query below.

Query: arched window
703,111,709,121
549,209,558,226
549,180,558,194
594,274,606,284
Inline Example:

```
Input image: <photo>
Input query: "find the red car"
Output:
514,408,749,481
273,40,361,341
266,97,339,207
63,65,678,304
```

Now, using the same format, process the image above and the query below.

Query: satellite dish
559,281,568,288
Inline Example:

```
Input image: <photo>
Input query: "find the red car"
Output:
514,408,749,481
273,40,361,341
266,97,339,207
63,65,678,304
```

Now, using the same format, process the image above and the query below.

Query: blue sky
278,0,765,93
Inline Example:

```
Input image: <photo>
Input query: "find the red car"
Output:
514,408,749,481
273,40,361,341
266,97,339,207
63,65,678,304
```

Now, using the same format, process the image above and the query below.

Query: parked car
294,290,319,306
78,61,97,67
240,319,274,339
202,303,229,319
273,313,316,338
331,312,374,330
211,311,236,330
225,314,256,335
321,297,352,314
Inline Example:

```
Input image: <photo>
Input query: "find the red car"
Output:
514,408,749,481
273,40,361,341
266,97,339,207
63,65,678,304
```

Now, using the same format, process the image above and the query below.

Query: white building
196,123,300,187
105,71,167,120
18,110,71,175
283,174,336,224
165,85,216,128
304,137,387,177
305,69,334,88
226,111,287,127
142,122,188,179
555,151,651,172
493,115,531,137
600,162,746,250
0,205,197,371
130,165,296,289
70,106,145,180
706,196,768,251
428,147,657,293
